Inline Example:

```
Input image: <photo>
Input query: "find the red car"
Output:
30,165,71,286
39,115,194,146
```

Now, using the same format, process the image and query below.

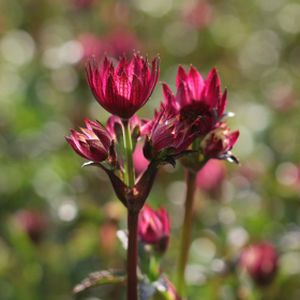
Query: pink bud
138,204,170,253
66,119,113,163
239,242,278,286
14,210,47,243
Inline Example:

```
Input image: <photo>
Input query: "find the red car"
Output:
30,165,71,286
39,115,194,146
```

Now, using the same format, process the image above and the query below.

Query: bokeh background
1,0,300,299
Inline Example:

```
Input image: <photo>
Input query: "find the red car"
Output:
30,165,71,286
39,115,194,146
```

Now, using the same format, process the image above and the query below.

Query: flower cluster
66,53,239,300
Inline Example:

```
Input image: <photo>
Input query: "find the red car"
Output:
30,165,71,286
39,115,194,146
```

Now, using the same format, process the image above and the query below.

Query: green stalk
122,120,135,187
122,119,138,300
176,170,196,297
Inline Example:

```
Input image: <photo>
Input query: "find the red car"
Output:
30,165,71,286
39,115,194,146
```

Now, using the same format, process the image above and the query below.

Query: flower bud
66,118,114,163
14,209,47,243
239,242,278,286
202,122,239,162
138,204,170,253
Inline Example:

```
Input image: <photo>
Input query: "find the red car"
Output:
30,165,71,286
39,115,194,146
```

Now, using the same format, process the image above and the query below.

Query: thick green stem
122,119,138,300
122,119,135,187
176,170,196,297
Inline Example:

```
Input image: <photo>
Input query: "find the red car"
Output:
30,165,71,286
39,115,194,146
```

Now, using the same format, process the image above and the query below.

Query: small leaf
73,269,125,294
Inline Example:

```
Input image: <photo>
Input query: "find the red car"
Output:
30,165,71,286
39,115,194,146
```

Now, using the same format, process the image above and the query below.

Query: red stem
127,211,139,300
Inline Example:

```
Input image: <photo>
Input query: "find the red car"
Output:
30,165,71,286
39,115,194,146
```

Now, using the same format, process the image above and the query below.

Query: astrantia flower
144,106,197,162
163,66,227,135
239,242,278,286
138,204,170,253
86,53,160,119
66,118,113,163
202,122,239,162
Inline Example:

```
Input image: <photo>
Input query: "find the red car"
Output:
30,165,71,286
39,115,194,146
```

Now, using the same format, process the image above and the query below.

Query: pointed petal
204,68,221,108
130,74,142,105
176,81,190,106
176,65,187,88
188,66,204,99
162,83,176,107
219,88,227,117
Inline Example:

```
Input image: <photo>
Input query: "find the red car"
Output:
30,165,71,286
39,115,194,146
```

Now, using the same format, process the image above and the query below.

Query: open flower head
86,53,160,119
163,66,227,135
66,118,113,163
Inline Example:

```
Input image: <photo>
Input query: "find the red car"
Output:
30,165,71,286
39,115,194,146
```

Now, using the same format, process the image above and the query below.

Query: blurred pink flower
105,30,141,58
14,210,47,243
86,54,160,119
138,204,170,253
72,0,94,9
78,30,141,62
133,143,149,176
196,159,225,192
78,33,104,62
182,0,214,30
239,242,278,286
66,118,113,162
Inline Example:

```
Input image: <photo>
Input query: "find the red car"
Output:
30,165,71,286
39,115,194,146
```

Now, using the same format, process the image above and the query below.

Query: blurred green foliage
1,0,300,299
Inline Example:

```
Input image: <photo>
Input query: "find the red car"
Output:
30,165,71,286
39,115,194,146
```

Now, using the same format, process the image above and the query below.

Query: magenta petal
188,66,204,99
176,65,188,88
162,83,176,107
204,68,221,108
229,130,239,149
176,82,190,106
130,74,142,106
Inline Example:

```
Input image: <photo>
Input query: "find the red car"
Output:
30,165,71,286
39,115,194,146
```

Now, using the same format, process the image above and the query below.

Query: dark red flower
163,66,227,135
66,118,113,163
138,204,170,253
239,242,278,286
144,105,197,162
202,122,239,162
86,53,160,119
